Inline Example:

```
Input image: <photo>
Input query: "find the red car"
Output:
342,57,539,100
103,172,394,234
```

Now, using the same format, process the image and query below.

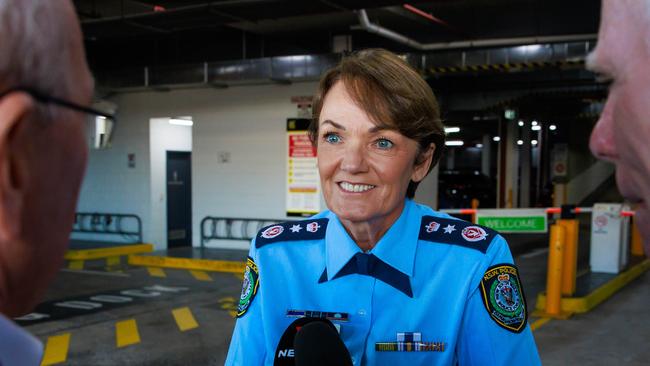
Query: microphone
294,320,353,366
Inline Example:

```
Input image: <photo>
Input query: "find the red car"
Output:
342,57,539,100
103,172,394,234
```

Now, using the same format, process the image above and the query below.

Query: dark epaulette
255,218,329,249
418,215,498,254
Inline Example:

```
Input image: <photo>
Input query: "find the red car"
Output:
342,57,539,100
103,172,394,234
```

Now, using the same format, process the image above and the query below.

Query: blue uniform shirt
226,200,541,365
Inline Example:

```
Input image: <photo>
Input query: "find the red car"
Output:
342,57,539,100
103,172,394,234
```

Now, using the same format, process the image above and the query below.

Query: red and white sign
289,134,316,158
287,123,321,216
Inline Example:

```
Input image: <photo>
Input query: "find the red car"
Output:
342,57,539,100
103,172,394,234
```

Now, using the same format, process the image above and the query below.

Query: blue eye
324,133,341,144
375,138,394,150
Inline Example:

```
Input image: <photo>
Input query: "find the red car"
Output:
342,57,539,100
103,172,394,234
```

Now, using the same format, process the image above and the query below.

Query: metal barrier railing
441,206,635,217
200,217,290,248
72,212,143,243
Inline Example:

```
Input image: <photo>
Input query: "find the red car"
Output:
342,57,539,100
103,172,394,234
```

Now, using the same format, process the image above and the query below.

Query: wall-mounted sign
551,143,568,182
287,118,320,217
128,153,136,168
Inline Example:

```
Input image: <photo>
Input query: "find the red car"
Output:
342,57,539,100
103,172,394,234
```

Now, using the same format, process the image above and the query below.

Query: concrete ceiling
74,0,601,70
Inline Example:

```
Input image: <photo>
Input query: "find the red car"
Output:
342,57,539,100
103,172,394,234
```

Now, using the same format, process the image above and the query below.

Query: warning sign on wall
287,118,320,217
551,143,568,182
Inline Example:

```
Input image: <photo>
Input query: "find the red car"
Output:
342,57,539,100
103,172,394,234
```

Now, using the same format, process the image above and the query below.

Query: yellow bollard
631,218,645,257
557,219,579,296
545,224,565,316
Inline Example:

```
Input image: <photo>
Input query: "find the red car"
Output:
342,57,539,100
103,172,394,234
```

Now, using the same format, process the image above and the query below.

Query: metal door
167,151,192,248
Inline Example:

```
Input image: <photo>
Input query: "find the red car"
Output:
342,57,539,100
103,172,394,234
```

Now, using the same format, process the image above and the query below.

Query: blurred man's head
0,0,92,316
588,0,650,253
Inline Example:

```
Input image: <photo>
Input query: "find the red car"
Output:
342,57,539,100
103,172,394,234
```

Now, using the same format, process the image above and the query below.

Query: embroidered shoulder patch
479,264,528,333
418,216,497,253
255,218,328,248
237,256,260,318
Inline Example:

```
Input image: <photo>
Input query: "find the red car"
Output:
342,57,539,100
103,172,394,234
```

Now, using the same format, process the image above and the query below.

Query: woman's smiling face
317,81,432,225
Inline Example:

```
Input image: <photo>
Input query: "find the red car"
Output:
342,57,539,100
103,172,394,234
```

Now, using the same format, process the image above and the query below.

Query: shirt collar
324,199,419,280
324,212,363,281
369,199,418,277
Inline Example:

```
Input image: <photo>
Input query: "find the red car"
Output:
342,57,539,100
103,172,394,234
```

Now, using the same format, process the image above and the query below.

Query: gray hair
0,0,76,99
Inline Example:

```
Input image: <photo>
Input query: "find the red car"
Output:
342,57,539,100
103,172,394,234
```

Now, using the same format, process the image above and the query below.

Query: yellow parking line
190,270,212,281
67,260,84,270
147,267,167,277
40,333,70,365
172,307,199,332
116,319,141,348
530,317,551,331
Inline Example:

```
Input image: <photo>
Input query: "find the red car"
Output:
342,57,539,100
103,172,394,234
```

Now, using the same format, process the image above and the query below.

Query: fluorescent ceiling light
97,116,106,120
549,125,557,131
169,118,193,126
531,125,541,131
531,120,538,126
445,140,464,146
493,136,501,142
476,143,483,148
518,120,524,127
444,127,460,133
517,140,524,145
531,140,538,145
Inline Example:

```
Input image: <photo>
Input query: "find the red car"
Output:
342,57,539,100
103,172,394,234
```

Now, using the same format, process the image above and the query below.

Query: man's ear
0,92,34,242
411,143,436,183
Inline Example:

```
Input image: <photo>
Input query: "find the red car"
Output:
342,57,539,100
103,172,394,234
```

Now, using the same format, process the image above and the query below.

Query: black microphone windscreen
294,321,353,366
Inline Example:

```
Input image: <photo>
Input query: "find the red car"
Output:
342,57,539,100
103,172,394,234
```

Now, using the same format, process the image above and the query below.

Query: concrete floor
18,240,650,365
25,265,242,365
534,271,650,366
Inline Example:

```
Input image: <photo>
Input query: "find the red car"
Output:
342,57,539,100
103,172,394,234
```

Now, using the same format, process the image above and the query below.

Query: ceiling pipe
354,9,596,51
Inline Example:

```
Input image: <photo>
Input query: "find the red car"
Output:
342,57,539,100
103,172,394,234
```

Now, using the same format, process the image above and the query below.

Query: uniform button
357,309,366,316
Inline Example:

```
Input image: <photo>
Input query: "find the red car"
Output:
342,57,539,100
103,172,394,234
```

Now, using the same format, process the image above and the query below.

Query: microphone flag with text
274,317,352,366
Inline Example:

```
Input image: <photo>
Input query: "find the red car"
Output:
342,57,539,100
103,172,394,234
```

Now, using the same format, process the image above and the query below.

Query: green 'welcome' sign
476,212,547,233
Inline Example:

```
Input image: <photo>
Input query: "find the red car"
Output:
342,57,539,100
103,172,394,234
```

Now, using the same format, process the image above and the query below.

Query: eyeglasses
0,86,116,123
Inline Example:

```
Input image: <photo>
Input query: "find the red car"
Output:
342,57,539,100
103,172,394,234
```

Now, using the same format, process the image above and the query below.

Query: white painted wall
76,82,319,250
73,93,151,244
149,118,192,250
192,82,320,248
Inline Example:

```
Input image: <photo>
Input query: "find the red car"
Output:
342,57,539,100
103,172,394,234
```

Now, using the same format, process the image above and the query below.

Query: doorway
167,151,192,248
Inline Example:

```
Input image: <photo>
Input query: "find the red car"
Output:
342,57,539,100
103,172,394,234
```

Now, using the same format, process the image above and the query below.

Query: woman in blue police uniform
226,49,541,365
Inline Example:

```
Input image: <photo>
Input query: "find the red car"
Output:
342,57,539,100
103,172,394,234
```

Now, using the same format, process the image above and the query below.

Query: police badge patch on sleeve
479,264,527,333
237,256,259,318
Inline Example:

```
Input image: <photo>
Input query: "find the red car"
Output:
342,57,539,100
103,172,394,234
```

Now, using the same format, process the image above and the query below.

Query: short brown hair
309,48,445,198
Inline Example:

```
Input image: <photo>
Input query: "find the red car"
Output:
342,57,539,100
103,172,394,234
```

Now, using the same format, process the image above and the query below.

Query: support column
415,164,439,209
481,134,491,177
520,122,531,207
505,120,519,208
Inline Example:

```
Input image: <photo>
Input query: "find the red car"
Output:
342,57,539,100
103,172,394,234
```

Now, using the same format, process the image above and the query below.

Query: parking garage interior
11,1,650,365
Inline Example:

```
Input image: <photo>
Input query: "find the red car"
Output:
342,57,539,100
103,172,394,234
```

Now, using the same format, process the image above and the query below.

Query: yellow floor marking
172,307,199,332
40,333,71,366
106,256,121,267
147,267,167,277
530,317,551,331
190,270,213,281
67,260,84,270
116,319,141,348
